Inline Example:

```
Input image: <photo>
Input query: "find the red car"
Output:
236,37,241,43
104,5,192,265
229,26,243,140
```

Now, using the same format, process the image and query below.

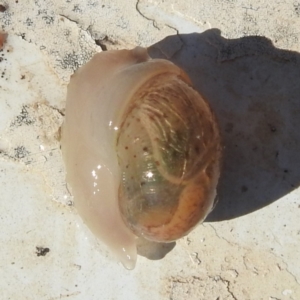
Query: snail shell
61,47,221,269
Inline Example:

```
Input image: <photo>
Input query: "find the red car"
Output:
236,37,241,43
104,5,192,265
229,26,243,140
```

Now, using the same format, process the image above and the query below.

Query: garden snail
61,47,221,269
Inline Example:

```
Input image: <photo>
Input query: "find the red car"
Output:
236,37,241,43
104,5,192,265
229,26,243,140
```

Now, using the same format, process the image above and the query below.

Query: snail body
61,47,221,269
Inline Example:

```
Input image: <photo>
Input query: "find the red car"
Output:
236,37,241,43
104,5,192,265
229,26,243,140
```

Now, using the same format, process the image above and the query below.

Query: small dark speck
143,147,148,152
294,3,300,16
283,169,288,173
21,75,25,80
36,247,50,257
72,4,82,13
125,146,128,150
241,185,248,192
140,181,146,186
133,155,136,158
268,124,277,133
25,18,33,27
0,4,6,12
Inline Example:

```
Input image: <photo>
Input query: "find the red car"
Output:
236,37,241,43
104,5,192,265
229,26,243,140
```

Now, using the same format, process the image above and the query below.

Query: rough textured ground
0,1,299,299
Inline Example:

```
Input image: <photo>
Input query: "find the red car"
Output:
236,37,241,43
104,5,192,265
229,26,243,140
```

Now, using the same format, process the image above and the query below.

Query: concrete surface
0,0,299,299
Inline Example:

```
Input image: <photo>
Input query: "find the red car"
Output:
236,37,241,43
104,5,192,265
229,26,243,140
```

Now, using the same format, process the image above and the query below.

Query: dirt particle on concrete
36,247,50,257
0,31,7,49
14,146,29,159
241,185,248,192
0,4,7,12
10,105,35,127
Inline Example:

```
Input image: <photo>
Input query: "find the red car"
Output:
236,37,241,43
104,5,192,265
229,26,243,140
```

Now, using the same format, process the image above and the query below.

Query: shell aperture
61,47,221,269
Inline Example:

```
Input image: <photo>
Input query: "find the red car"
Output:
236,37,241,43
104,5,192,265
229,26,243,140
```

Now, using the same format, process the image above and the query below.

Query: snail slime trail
61,47,221,269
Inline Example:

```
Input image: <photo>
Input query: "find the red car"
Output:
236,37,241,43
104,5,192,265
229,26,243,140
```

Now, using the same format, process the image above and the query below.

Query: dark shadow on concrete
137,238,176,260
148,29,300,222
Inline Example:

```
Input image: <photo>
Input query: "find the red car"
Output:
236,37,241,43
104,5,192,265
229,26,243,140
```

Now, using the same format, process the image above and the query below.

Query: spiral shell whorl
117,71,221,242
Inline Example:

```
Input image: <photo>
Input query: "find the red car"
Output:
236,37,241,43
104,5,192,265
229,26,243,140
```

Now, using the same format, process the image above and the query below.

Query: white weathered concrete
0,1,299,299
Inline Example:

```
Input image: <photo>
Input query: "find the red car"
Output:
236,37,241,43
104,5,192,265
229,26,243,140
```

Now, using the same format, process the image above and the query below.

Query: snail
61,47,221,269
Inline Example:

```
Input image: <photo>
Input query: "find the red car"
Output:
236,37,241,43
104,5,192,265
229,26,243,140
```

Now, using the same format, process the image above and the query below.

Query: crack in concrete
47,104,65,117
223,279,238,300
275,255,300,285
207,224,236,247
58,14,115,51
135,1,185,56
58,14,93,39
208,275,238,300
166,25,185,57
135,0,160,30
94,35,118,51
210,224,300,286
168,275,238,300
58,14,79,25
